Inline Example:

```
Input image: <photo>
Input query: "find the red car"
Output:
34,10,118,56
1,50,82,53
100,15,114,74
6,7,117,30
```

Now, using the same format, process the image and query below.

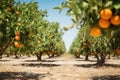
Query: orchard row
0,0,66,60
55,0,120,66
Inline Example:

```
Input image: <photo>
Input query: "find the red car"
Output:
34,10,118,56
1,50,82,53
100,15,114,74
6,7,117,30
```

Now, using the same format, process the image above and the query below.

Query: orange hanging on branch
98,18,110,28
110,15,120,26
100,8,112,20
15,36,20,41
90,27,102,37
15,31,20,36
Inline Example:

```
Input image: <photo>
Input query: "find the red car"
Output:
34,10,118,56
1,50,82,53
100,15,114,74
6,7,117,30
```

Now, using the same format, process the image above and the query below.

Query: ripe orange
15,11,20,15
14,42,22,48
18,43,23,48
98,18,110,28
100,8,112,20
15,31,20,36
15,36,20,41
14,41,19,47
90,27,102,37
110,15,120,25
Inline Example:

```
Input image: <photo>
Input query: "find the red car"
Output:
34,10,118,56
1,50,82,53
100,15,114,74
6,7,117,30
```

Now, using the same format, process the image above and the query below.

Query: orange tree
0,0,17,58
90,35,112,65
14,1,66,60
69,26,112,63
12,1,48,58
110,28,120,57
0,0,66,59
69,26,91,60
0,0,47,58
55,0,120,66
69,37,81,58
32,21,66,60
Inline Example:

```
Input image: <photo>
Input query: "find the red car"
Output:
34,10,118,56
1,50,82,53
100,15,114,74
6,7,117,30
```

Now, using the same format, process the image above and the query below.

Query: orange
98,18,110,28
100,8,112,20
15,11,20,15
90,27,102,37
18,43,23,48
15,36,20,41
110,15,120,25
14,42,22,48
15,31,20,36
14,41,19,47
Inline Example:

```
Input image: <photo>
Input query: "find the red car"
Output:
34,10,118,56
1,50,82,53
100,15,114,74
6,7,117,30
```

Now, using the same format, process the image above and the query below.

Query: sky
16,0,78,51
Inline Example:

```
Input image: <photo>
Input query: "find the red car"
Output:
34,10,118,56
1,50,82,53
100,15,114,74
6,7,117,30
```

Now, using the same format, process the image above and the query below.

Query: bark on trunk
75,53,80,58
6,54,10,57
36,52,42,61
107,52,111,59
0,38,14,57
15,54,19,59
96,53,107,66
85,54,89,61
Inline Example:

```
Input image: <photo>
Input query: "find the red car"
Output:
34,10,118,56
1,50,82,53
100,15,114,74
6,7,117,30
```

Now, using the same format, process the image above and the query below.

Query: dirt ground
0,54,120,80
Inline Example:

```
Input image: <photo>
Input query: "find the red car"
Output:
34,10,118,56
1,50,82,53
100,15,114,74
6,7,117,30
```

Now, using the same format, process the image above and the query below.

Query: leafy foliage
0,0,66,58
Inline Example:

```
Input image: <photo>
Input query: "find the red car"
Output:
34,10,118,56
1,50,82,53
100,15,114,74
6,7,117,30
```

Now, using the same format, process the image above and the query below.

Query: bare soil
0,54,120,80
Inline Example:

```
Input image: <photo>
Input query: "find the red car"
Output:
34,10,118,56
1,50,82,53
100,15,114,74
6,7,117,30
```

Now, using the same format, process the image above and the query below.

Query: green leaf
53,7,62,11
82,1,88,8
113,3,120,9
105,1,113,7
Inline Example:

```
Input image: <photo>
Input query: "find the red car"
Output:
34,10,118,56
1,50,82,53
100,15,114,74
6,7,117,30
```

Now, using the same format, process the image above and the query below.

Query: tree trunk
0,44,10,57
36,52,42,61
95,54,99,61
96,57,105,66
47,52,51,58
75,53,80,58
85,54,89,61
0,56,2,59
112,52,119,58
107,52,111,59
6,54,10,57
96,52,107,66
0,38,14,57
15,53,19,59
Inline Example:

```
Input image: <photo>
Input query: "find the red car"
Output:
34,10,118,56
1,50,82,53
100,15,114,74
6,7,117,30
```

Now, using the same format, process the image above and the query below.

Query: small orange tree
69,37,81,58
32,21,66,60
69,26,91,60
110,29,120,57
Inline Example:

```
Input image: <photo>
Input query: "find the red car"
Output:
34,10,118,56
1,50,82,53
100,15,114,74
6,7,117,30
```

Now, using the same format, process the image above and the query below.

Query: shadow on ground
24,60,56,62
76,59,96,62
0,60,10,62
92,75,120,80
0,72,46,80
21,63,60,67
75,63,120,68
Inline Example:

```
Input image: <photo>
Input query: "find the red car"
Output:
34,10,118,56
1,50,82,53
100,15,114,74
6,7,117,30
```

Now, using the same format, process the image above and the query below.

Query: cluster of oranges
14,31,23,48
7,2,20,15
7,3,22,48
90,8,120,37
